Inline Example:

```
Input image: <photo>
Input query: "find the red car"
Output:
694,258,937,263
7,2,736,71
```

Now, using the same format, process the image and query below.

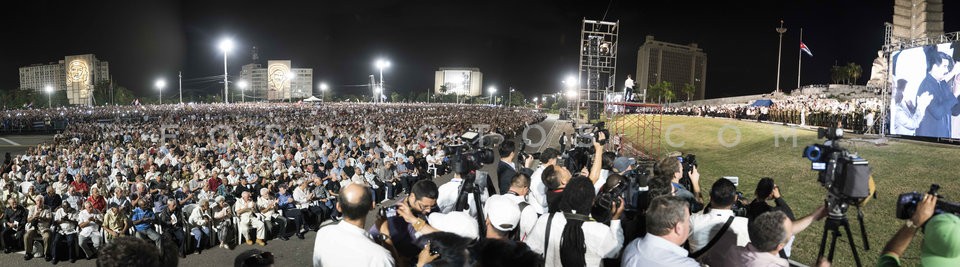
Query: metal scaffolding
577,19,619,122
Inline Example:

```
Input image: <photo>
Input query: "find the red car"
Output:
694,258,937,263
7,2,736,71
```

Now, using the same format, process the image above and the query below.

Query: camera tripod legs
817,217,863,267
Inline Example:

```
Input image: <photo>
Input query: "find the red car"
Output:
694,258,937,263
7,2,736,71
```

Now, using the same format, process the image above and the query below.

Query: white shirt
293,187,312,209
688,208,750,252
529,165,549,212
621,234,699,267
313,221,393,267
436,178,479,217
234,198,257,220
527,212,623,267
502,193,540,241
594,169,611,195
625,77,635,89
77,209,102,237
55,208,78,235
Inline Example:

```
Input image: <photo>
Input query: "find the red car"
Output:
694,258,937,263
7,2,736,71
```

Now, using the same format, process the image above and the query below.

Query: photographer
688,178,750,263
527,176,624,266
878,193,959,266
374,180,440,266
313,183,393,267
530,148,559,214
496,140,534,196
540,137,605,213
746,178,796,221
654,156,703,213
436,171,483,217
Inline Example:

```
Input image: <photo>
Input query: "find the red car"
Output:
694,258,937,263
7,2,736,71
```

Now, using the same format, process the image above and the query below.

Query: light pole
44,85,53,108
238,80,248,102
533,97,538,108
775,20,787,93
219,38,234,104
155,79,166,105
509,87,515,107
319,82,328,102
488,86,496,105
375,59,390,103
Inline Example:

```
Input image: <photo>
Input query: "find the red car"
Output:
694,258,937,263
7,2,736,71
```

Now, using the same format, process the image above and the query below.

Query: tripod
817,207,870,267
454,172,487,239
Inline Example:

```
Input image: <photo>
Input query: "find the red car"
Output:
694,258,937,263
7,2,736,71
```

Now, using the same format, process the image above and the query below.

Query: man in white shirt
77,200,103,259
622,195,699,267
51,201,79,264
624,75,635,102
235,191,266,246
529,148,559,213
527,177,624,267
500,173,541,241
435,172,483,217
313,183,393,267
689,178,750,253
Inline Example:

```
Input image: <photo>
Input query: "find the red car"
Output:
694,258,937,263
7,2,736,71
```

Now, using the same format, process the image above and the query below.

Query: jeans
191,226,211,250
136,227,163,249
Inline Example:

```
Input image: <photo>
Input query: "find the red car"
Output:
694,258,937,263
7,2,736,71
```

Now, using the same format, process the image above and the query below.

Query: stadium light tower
155,79,166,105
509,87,515,107
219,38,234,104
319,82,328,102
488,86,497,105
286,72,296,102
238,80,248,102
44,85,53,108
775,20,787,93
375,59,390,103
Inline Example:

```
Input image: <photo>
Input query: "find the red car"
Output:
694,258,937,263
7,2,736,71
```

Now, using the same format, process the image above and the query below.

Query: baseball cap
427,211,479,240
483,195,521,232
540,148,560,164
612,157,636,173
921,213,960,266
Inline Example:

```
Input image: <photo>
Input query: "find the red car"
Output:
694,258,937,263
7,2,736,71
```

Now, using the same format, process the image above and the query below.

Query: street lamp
238,80,248,102
488,86,497,105
155,79,166,105
509,87,515,107
319,82,328,102
375,59,390,103
44,85,53,108
219,38,234,104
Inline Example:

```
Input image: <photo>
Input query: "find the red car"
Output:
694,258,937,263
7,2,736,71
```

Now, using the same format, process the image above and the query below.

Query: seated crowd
0,102,543,264
664,95,883,133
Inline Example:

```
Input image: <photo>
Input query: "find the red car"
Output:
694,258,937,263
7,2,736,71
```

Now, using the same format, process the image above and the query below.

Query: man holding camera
529,148,559,214
496,140,534,196
375,180,440,266
688,178,750,263
654,156,703,213
878,193,960,266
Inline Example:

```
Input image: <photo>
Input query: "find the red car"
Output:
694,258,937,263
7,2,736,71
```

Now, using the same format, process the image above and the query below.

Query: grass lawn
615,115,960,267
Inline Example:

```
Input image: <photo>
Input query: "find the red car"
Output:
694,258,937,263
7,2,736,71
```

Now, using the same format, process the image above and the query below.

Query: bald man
313,184,393,267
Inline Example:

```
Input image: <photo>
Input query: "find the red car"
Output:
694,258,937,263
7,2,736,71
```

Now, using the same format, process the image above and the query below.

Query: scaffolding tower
577,19,619,122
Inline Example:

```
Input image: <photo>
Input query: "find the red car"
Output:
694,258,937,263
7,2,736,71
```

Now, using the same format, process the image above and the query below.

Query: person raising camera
653,155,703,213
878,193,960,266
374,180,440,266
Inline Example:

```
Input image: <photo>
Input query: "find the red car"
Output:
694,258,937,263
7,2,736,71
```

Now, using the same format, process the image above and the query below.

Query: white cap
483,194,521,232
427,211,478,240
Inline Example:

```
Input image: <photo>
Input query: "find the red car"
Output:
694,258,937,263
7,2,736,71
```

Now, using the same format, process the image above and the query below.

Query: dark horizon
1,0,957,101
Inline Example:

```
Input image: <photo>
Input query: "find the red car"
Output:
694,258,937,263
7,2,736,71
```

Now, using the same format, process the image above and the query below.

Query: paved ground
0,114,569,267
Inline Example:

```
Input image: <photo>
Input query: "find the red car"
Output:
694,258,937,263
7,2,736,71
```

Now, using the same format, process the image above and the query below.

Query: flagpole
798,28,803,90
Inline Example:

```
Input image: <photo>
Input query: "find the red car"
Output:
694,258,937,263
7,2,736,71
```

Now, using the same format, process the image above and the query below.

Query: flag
800,42,813,57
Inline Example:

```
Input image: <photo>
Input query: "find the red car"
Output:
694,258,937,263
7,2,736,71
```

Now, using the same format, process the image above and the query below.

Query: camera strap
689,216,734,259
542,212,556,262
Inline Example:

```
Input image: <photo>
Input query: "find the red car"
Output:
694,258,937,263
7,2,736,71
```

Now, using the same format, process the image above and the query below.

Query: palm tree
831,65,844,84
847,62,862,85
682,83,695,101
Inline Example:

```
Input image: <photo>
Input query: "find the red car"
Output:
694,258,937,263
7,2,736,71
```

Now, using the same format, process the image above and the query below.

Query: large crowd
1,101,956,267
664,95,885,134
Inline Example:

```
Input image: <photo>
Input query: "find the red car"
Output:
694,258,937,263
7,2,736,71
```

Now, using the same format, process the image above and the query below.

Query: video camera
896,184,960,220
802,127,872,216
592,160,654,223
444,132,496,175
574,122,610,148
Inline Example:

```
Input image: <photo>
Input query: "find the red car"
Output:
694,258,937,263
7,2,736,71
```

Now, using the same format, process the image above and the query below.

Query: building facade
636,35,707,102
18,54,109,106
238,60,313,101
434,68,483,97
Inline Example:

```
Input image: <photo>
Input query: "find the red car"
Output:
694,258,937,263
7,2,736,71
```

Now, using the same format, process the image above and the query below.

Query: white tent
303,96,323,102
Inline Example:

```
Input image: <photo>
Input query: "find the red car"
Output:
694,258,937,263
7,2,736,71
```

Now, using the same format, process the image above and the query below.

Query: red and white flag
800,42,813,57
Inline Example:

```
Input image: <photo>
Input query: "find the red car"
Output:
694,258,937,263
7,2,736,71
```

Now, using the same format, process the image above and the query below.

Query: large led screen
889,43,960,138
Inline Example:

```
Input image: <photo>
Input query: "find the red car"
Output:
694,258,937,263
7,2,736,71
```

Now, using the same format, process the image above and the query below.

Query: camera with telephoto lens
896,184,960,220
574,122,610,148
677,154,697,193
802,127,872,217
592,161,654,223
444,132,496,175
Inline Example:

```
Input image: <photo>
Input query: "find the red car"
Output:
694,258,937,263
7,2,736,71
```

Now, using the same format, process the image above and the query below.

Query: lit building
434,68,483,96
238,60,313,101
635,35,707,101
892,0,943,43
18,54,109,106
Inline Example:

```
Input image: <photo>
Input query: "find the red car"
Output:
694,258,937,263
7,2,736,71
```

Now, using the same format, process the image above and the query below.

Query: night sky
2,0,958,100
